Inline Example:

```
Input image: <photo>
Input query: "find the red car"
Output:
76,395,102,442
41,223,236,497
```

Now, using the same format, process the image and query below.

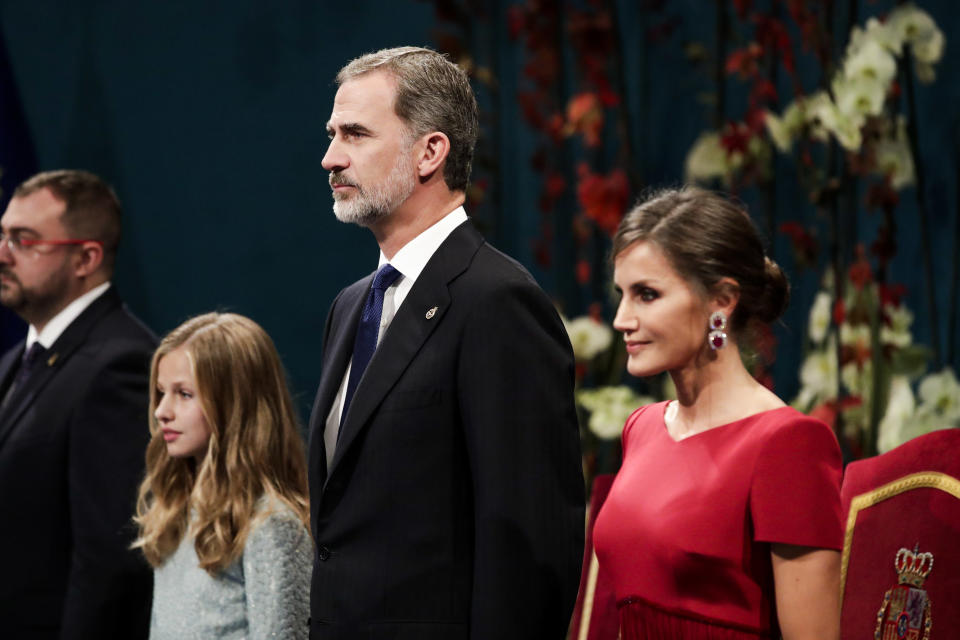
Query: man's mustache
0,266,19,285
329,173,358,189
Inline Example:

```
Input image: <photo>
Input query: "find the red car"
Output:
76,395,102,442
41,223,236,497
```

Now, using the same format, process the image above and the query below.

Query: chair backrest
568,474,620,640
840,429,960,639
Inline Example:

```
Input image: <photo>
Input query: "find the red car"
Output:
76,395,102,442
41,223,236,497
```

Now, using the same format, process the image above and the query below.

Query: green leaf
889,346,932,378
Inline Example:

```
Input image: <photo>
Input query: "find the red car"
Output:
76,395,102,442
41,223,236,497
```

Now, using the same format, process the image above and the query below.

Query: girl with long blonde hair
133,312,311,639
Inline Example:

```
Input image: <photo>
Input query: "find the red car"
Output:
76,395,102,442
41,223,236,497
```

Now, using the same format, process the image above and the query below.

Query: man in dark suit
0,170,154,639
308,47,584,639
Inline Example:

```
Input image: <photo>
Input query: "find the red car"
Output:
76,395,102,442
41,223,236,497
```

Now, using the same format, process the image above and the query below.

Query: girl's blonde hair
133,312,309,573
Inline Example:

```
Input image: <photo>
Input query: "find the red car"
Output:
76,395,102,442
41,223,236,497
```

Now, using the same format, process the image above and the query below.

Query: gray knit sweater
149,500,311,640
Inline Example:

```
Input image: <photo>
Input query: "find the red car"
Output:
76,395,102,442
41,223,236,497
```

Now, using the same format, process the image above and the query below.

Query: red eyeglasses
0,232,103,254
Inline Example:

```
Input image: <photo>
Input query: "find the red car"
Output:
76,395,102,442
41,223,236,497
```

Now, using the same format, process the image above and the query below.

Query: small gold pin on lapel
425,306,438,320
47,353,59,367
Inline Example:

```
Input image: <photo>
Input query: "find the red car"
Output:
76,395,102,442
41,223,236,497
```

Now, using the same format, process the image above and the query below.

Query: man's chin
333,204,388,227
0,292,22,311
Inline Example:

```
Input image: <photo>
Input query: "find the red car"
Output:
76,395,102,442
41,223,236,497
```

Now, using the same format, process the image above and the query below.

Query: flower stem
902,46,941,368
713,0,728,131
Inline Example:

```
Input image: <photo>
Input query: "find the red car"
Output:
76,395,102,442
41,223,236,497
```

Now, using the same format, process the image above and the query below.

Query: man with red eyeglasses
0,170,154,639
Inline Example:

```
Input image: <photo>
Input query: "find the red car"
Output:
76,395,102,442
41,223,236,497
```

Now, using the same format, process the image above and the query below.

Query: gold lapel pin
47,353,59,367
425,306,438,319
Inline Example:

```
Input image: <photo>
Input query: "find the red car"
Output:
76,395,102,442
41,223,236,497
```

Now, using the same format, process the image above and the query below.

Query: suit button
317,545,331,561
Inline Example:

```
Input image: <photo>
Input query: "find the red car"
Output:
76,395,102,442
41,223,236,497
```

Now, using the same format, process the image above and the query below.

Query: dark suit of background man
308,46,585,639
0,170,154,639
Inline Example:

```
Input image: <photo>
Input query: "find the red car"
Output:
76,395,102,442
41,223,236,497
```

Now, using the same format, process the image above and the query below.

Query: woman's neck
666,346,783,440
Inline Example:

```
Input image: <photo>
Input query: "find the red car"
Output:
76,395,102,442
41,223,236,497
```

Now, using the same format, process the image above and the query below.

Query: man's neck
372,189,465,260
29,278,109,337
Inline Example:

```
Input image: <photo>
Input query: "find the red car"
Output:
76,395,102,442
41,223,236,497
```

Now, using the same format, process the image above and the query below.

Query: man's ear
73,242,104,278
711,277,741,319
417,131,451,179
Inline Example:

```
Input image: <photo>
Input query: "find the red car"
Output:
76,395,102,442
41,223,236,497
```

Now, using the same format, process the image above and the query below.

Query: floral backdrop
426,0,960,485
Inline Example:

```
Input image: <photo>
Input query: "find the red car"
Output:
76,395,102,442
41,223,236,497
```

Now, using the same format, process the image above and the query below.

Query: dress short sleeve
750,414,843,550
620,402,665,458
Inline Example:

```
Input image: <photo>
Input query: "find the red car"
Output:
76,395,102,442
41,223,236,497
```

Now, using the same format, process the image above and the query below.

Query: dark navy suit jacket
308,221,585,639
0,287,155,639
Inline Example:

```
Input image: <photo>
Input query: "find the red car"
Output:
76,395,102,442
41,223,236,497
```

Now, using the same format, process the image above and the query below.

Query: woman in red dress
593,187,842,639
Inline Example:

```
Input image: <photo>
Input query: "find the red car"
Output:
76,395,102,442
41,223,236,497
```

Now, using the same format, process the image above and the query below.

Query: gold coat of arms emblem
875,545,933,640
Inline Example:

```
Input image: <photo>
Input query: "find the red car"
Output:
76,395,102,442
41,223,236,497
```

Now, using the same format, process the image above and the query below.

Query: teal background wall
2,1,958,415
1,1,445,412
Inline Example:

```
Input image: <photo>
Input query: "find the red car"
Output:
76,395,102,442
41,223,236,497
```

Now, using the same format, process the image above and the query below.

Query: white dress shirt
323,207,468,468
26,281,112,350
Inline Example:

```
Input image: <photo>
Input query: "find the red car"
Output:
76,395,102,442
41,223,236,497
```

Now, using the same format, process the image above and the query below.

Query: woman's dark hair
612,185,789,333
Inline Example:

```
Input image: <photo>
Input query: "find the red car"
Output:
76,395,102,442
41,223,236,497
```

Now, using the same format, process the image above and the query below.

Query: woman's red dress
593,402,843,638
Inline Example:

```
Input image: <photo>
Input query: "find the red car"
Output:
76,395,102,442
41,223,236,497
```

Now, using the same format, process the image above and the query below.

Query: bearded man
308,47,585,639
0,170,154,639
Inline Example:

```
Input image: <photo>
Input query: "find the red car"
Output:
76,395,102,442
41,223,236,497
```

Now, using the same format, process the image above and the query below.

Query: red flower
545,172,566,200
749,80,778,110
598,87,620,108
588,302,603,322
842,342,872,367
870,225,897,269
833,299,846,326
753,15,795,75
575,362,588,381
779,221,818,266
720,121,752,155
545,113,565,143
865,180,899,213
744,106,768,134
879,283,907,309
565,92,605,147
725,43,763,79
576,164,630,236
848,246,873,291
810,396,863,432
808,402,837,431
576,260,592,284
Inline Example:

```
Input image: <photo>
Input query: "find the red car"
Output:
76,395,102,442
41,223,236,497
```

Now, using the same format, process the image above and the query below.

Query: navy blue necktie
340,264,402,427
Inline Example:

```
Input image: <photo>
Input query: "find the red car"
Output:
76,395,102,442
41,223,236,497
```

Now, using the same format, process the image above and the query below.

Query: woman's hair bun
755,256,790,324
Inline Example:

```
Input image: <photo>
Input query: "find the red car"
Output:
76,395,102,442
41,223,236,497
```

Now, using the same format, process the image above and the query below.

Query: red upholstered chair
840,429,960,640
568,474,620,640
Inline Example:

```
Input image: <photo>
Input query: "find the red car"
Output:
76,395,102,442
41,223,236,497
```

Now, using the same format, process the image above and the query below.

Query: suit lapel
0,342,22,400
328,221,484,479
0,288,121,450
309,277,371,480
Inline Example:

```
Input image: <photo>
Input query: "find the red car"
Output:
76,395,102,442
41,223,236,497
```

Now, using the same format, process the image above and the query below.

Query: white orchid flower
564,315,614,362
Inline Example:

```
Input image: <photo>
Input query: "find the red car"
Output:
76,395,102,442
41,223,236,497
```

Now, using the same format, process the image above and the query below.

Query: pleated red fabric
618,595,770,639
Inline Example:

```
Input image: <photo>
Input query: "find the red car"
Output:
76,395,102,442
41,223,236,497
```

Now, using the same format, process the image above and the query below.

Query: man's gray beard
332,149,417,227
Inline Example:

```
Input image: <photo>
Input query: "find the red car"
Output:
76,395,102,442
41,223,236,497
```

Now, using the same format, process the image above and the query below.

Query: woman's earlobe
712,278,741,315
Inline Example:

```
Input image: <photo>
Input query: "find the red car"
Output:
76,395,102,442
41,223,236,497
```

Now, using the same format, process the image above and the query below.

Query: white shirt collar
378,206,468,283
26,281,112,350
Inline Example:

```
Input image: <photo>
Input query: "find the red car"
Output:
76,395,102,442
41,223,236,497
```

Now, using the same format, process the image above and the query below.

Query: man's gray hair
336,46,479,193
